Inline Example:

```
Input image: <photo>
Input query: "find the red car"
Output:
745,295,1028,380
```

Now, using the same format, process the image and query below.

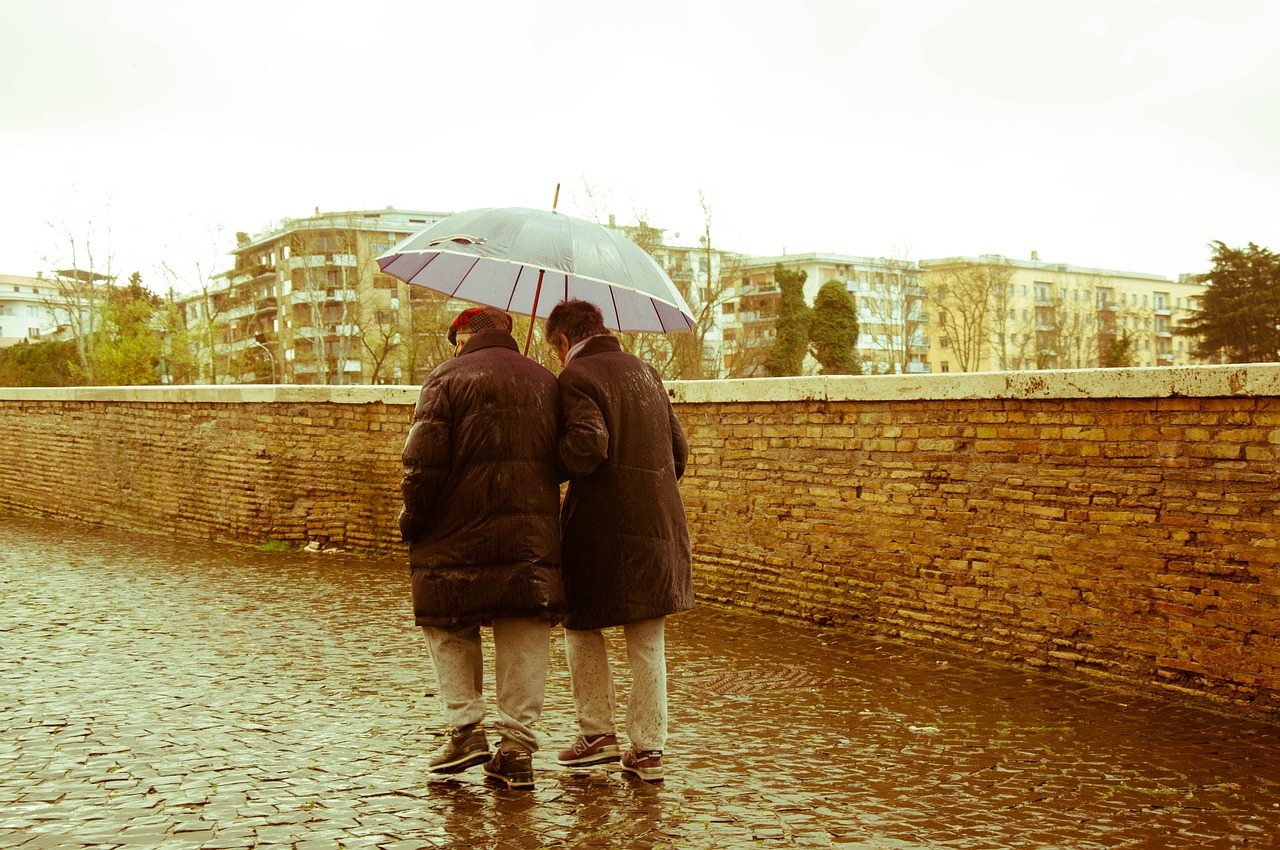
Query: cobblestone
3,514,1280,848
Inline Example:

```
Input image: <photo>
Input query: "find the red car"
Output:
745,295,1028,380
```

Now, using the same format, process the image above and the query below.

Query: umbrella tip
552,183,560,213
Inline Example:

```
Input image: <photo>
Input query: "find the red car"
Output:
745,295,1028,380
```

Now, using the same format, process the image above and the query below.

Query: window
28,327,41,338
940,362,949,373
1154,292,1168,310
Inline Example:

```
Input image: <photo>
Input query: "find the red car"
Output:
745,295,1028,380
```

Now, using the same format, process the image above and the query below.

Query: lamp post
251,333,277,384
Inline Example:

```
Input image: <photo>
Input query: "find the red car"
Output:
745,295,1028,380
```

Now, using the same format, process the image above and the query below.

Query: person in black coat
544,299,694,783
399,306,564,790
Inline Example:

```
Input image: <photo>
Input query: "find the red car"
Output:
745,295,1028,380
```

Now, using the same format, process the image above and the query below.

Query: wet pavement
2,515,1279,849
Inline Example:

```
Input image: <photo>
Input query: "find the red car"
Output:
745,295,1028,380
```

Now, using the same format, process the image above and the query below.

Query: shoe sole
428,750,491,774
620,764,664,782
557,745,622,767
482,767,535,789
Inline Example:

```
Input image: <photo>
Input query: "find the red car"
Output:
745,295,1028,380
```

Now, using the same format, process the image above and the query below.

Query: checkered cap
448,307,513,344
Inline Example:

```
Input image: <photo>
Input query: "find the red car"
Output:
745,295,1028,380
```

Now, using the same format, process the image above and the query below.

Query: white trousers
564,616,667,753
421,617,550,753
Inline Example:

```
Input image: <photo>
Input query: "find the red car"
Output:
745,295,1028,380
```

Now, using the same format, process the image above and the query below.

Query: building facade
0,273,69,348
717,253,928,376
920,254,1209,373
175,209,454,385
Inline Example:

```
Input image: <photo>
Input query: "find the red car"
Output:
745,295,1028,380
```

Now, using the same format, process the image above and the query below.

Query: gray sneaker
427,725,490,774
482,748,535,789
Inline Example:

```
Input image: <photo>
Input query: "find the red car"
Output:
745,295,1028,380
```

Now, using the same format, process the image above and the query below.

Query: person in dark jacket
399,305,564,790
544,299,694,783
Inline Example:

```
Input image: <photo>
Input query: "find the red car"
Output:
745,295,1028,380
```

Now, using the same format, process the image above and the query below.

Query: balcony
223,302,258,321
291,289,358,305
230,265,274,284
289,254,357,269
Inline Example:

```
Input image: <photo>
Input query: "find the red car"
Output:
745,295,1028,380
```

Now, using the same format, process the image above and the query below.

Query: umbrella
375,206,695,353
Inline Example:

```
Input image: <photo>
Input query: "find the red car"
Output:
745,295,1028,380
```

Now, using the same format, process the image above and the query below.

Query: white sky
2,0,1277,292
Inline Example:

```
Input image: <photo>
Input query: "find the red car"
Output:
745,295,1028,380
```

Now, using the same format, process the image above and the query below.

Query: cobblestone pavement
3,514,1280,849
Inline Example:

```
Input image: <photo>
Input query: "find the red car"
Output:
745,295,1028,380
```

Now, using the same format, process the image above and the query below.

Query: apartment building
920,254,1209,373
175,208,453,385
717,253,928,376
0,273,71,348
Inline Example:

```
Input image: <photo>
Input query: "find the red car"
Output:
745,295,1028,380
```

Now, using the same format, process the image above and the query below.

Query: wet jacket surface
557,334,694,630
399,329,565,627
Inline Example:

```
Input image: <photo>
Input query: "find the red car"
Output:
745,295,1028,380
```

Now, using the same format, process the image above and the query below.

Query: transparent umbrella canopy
376,206,695,352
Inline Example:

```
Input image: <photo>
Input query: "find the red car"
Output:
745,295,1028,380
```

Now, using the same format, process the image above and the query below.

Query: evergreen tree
765,263,811,376
810,280,861,374
1099,329,1136,368
1177,241,1280,363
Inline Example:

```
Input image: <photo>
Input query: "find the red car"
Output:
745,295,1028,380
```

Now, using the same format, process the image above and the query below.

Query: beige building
175,208,454,385
920,254,1209,373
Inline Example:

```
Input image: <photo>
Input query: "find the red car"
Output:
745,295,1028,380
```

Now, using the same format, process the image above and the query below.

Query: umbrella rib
449,256,485,299
505,266,523,312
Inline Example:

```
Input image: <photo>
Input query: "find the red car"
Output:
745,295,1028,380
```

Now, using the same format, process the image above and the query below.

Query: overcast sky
2,0,1277,291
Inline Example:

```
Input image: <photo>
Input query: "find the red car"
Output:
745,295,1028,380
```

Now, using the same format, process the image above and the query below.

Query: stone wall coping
1,363,1278,405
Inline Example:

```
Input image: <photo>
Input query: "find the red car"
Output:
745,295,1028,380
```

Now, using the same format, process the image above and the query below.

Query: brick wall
2,365,1277,720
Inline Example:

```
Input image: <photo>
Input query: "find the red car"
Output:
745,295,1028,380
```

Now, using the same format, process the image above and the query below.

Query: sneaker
427,725,490,774
557,733,621,767
482,748,535,789
620,748,664,782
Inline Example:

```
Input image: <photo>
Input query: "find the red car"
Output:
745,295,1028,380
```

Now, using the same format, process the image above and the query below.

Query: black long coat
557,335,694,630
399,329,565,628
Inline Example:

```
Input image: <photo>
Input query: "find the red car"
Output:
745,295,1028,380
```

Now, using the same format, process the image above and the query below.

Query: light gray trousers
564,616,668,753
421,617,550,754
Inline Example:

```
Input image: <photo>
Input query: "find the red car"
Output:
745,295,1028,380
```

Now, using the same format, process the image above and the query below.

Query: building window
940,362,949,373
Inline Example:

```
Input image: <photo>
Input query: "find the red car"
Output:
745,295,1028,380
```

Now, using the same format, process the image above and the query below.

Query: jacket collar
566,334,621,365
459,329,519,356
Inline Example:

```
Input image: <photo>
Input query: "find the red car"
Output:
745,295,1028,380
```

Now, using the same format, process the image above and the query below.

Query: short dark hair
545,299,608,346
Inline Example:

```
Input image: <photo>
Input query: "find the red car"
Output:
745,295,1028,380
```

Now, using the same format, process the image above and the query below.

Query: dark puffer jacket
557,335,694,630
399,329,565,627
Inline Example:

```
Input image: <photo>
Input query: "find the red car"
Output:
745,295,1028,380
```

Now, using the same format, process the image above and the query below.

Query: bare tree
41,201,116,382
863,250,927,374
159,224,232,384
286,215,365,384
928,257,1014,372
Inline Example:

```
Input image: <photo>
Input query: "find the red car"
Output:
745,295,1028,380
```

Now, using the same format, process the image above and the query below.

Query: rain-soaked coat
399,329,565,628
557,334,694,630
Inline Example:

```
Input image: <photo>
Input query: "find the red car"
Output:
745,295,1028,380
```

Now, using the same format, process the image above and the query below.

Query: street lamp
251,333,277,384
